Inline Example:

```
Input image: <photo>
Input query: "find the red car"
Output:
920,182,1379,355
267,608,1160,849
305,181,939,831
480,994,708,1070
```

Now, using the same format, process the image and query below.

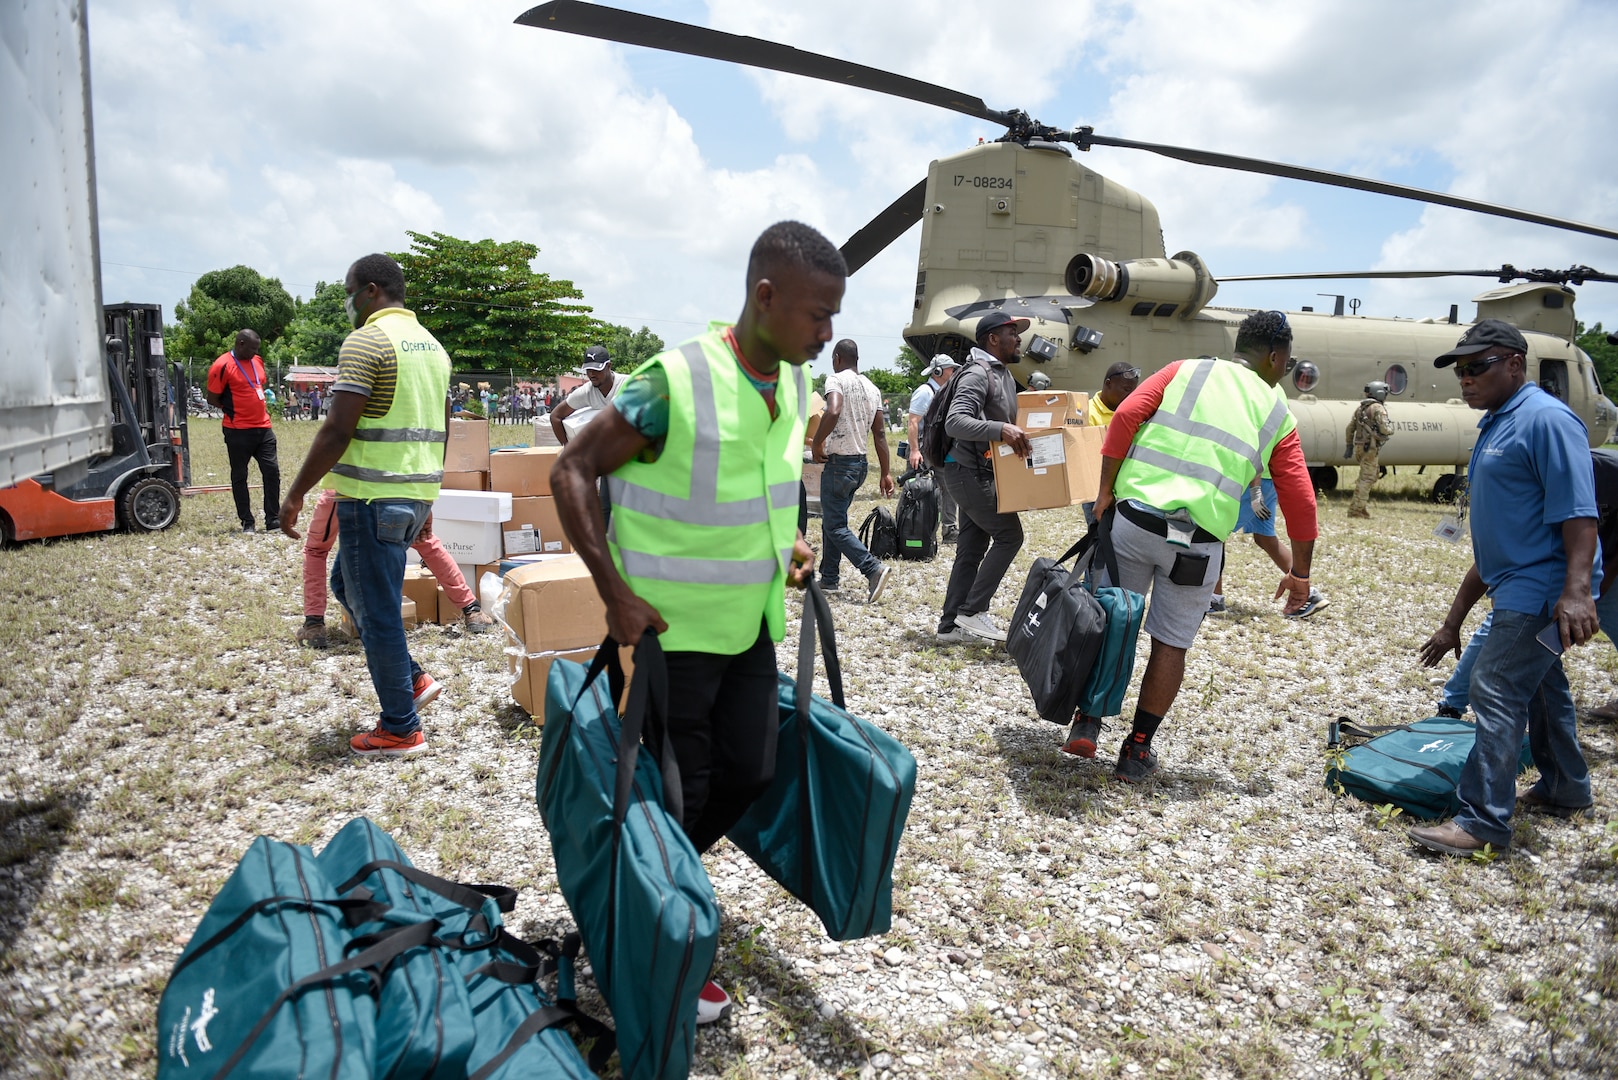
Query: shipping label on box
992,426,1105,513
1015,390,1089,431
490,446,564,497
505,526,539,555
504,496,571,555
445,420,490,473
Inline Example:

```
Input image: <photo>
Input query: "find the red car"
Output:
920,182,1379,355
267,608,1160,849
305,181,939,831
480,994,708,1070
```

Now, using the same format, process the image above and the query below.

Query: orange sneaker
412,672,442,710
350,725,427,758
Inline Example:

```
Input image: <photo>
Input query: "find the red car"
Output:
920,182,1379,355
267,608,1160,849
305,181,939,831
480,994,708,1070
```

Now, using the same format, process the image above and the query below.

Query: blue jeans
1454,608,1590,846
819,455,880,586
1440,611,1493,712
331,498,431,735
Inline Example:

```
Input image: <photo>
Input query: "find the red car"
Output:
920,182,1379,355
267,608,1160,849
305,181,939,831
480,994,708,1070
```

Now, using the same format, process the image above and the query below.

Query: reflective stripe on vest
329,310,451,502
1116,358,1294,535
607,332,807,653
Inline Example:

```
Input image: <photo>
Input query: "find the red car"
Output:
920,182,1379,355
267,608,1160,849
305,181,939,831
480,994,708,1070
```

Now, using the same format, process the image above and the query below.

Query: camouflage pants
1351,446,1380,513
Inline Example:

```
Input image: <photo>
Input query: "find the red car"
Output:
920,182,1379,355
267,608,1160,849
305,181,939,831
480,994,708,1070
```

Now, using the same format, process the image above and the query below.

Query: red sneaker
696,980,732,1025
412,672,442,710
350,725,427,758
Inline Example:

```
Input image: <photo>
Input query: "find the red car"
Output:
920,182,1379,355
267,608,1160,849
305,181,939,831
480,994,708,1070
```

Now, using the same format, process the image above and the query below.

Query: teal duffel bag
538,634,720,1080
1326,716,1534,820
728,580,917,940
1078,513,1146,718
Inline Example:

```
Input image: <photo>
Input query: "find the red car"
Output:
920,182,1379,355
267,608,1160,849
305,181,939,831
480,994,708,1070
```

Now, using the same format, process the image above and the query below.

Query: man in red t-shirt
206,329,282,532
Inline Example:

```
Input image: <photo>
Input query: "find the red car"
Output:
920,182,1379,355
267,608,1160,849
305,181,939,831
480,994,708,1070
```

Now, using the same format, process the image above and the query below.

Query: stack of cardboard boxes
991,390,1106,513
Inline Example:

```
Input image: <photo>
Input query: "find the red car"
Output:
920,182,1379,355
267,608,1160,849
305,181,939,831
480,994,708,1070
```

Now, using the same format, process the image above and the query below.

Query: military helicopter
517,1,1618,494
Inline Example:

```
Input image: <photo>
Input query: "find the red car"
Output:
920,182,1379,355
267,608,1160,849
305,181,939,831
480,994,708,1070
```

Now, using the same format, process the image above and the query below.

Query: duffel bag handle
613,632,685,830
799,578,846,713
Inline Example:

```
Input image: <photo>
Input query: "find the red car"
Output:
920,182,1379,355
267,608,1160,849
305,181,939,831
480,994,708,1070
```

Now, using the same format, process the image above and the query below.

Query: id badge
1433,515,1465,542
255,387,265,400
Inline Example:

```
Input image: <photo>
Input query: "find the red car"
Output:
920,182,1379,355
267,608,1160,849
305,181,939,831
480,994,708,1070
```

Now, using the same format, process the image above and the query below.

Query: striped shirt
332,309,405,418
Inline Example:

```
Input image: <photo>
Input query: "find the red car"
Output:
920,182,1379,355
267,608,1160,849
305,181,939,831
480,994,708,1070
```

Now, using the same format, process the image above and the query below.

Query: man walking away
1412,320,1598,856
907,355,961,541
1075,310,1318,781
206,329,281,532
1346,380,1394,518
811,339,895,602
551,220,840,1025
935,312,1031,644
278,254,452,759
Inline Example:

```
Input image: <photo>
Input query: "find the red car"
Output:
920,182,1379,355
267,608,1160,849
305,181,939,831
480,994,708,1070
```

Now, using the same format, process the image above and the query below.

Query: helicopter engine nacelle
1064,251,1218,318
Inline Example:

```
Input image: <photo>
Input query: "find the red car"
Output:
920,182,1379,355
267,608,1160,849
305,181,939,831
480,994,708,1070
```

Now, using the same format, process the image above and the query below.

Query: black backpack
857,506,899,560
894,471,939,560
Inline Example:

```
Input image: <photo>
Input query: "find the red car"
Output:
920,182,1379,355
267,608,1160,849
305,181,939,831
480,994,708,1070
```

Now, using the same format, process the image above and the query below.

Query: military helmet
1027,370,1053,391
1363,381,1389,402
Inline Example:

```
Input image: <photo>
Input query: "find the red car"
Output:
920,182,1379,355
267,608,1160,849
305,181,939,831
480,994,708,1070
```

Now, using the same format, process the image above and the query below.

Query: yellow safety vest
1114,358,1294,537
329,310,451,502
607,328,806,654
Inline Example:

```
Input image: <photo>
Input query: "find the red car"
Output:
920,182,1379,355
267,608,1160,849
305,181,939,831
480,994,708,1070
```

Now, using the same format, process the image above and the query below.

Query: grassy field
1,417,1614,1078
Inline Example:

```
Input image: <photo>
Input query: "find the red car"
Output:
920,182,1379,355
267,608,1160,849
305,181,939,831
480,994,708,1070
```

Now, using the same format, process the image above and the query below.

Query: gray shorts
1097,510,1224,650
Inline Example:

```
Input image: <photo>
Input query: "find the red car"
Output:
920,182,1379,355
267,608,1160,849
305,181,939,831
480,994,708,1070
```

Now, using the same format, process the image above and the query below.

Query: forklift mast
102,304,189,489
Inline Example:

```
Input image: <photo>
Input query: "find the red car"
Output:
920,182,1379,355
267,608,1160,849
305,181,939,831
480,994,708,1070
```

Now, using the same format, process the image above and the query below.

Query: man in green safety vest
1074,310,1319,783
279,253,452,759
552,221,841,1025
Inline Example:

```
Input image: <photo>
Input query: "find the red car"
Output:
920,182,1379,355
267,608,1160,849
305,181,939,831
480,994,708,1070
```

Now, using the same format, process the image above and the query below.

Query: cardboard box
992,426,1105,513
437,585,462,626
431,490,512,563
504,496,571,555
532,418,561,447
1014,390,1089,431
401,597,418,631
402,567,440,623
804,392,826,445
490,446,564,497
509,644,634,717
440,470,488,491
445,420,490,473
497,556,619,716
499,552,575,575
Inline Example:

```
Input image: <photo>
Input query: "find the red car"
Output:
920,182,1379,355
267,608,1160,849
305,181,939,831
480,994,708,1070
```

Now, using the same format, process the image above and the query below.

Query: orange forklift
0,303,189,542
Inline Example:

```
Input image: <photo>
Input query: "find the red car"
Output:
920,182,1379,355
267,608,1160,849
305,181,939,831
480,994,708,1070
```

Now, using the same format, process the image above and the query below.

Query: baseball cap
929,353,961,374
975,311,1031,341
582,345,612,370
1433,319,1528,367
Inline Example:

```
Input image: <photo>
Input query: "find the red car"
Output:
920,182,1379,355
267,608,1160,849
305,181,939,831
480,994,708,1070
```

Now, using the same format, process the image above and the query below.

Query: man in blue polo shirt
1413,319,1600,857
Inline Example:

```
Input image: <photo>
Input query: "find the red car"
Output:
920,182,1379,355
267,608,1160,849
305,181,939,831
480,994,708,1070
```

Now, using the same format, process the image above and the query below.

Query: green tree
600,324,666,369
1577,321,1618,396
893,344,930,384
391,231,599,374
863,368,912,395
169,264,296,373
266,281,349,369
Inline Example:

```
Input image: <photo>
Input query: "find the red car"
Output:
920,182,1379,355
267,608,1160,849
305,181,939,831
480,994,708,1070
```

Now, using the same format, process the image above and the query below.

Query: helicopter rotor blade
1076,133,1618,244
839,180,928,275
1219,265,1618,286
515,2,1009,124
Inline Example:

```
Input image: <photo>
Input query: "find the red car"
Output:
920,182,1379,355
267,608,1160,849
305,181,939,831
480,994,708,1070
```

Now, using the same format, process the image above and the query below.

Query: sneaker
942,527,959,544
1062,716,1101,758
1435,704,1465,720
818,578,841,593
240,522,255,533
350,725,428,758
1585,697,1618,723
696,980,733,1025
866,564,892,604
955,611,1007,643
463,608,496,634
296,621,329,649
1515,786,1593,819
1113,740,1160,783
264,520,281,533
1284,587,1329,619
1207,593,1226,614
935,626,974,645
412,672,443,710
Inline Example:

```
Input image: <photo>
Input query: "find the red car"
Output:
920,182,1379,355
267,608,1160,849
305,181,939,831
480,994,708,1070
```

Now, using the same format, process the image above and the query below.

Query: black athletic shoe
1435,705,1464,719
1113,741,1160,784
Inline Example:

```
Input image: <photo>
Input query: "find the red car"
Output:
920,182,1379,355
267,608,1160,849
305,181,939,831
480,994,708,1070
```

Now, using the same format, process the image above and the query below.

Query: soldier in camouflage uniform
1345,381,1393,518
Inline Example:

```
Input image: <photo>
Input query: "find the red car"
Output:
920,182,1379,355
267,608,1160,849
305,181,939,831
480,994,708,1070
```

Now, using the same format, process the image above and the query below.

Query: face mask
344,292,361,329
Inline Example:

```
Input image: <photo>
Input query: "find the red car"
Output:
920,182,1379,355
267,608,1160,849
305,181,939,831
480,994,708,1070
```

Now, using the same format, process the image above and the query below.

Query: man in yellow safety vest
552,220,842,1024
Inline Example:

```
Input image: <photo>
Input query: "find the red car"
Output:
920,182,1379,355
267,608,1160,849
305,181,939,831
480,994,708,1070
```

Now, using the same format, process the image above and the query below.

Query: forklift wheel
120,476,182,532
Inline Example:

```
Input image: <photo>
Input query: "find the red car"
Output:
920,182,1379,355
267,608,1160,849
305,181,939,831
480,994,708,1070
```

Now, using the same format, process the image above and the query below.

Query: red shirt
207,351,272,429
1101,360,1318,541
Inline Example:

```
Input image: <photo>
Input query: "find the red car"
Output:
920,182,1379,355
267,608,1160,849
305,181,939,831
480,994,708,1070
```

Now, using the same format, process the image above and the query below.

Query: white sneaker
696,980,733,1025
955,611,1007,642
935,626,974,645
866,564,892,604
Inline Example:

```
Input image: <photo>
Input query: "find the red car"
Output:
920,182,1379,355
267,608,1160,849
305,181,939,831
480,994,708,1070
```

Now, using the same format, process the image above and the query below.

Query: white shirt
822,368,883,457
564,371,627,413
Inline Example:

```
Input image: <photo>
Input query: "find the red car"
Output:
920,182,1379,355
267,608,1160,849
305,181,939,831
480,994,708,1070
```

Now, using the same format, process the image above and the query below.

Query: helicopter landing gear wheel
120,476,182,532
1307,466,1338,491
1431,473,1460,504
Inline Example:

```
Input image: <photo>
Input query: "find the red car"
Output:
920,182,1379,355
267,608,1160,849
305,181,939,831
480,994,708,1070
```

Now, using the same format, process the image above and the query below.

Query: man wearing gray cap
935,312,1031,643
1413,319,1599,856
907,353,961,541
551,345,625,445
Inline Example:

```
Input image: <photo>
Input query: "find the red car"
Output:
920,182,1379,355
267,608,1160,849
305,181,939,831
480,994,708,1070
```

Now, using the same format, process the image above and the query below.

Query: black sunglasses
1452,354,1512,379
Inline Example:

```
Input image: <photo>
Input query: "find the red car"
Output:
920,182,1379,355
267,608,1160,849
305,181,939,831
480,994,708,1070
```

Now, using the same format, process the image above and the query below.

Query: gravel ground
1,427,1615,1078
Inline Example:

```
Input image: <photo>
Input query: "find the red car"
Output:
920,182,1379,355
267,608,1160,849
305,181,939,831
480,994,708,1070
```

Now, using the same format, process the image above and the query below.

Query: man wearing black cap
935,311,1032,643
1413,319,1600,856
550,345,624,445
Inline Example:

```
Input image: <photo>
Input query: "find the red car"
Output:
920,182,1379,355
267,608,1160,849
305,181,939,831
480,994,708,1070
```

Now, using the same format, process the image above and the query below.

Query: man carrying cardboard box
551,220,837,1025
1076,310,1318,783
279,253,452,759
935,312,1031,644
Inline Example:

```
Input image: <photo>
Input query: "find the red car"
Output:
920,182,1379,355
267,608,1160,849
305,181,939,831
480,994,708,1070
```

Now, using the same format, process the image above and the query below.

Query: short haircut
1234,309,1293,356
235,328,261,345
832,339,858,362
746,221,847,288
349,253,406,303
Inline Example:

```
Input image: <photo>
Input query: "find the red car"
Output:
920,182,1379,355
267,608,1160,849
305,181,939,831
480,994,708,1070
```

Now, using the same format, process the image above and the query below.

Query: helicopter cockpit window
1384,365,1408,395
1291,361,1319,393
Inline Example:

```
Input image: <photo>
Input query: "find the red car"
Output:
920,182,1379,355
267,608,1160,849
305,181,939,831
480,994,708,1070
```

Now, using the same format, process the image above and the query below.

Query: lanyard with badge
1434,433,1481,543
232,353,264,401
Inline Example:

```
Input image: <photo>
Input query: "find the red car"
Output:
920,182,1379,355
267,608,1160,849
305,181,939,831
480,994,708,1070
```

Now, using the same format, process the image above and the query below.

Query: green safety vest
1114,358,1294,537
607,328,807,654
329,310,451,502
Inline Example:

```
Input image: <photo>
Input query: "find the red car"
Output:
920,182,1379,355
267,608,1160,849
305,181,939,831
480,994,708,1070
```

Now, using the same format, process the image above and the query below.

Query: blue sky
89,0,1618,376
